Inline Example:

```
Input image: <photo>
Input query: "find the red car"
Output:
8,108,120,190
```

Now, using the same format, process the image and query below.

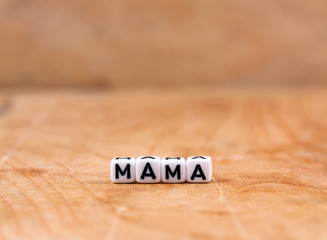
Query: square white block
136,156,161,183
186,156,212,183
161,157,186,183
110,157,136,183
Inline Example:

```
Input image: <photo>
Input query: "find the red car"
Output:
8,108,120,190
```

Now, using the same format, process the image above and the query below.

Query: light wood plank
0,87,326,240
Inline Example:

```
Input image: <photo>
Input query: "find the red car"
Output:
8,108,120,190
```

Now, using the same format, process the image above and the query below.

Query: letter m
165,165,181,180
115,164,131,179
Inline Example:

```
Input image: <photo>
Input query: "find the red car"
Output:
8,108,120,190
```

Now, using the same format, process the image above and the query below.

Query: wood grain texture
0,87,327,240
1,0,327,87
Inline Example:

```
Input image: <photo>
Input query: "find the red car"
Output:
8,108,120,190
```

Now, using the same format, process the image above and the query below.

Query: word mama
110,156,212,183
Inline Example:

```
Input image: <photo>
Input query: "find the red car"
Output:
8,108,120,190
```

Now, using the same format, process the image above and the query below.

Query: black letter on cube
140,162,156,180
161,157,186,183
136,156,161,183
165,165,181,180
111,157,136,183
190,164,206,180
186,156,212,183
115,164,131,179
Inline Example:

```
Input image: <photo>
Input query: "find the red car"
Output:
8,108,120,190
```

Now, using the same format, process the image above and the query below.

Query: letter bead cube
110,157,136,183
136,156,161,183
186,156,212,183
161,157,186,183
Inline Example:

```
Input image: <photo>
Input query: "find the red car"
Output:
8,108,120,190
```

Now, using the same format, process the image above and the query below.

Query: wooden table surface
0,87,326,240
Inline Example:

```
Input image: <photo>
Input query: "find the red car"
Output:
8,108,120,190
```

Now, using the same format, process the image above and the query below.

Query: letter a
190,164,206,180
140,162,156,180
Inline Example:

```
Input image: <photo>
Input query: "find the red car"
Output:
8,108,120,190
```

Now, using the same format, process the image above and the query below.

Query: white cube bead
110,157,136,183
186,156,212,183
136,156,161,183
161,157,186,183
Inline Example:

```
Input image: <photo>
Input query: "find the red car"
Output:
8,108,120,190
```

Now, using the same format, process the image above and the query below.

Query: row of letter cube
111,156,212,183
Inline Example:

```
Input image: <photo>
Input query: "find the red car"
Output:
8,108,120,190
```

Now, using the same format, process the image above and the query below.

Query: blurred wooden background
1,0,327,88
1,1,327,239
